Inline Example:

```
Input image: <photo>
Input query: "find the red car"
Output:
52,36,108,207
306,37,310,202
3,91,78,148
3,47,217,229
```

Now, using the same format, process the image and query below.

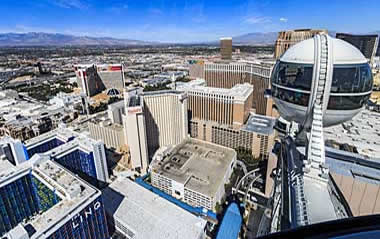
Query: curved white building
271,35,373,127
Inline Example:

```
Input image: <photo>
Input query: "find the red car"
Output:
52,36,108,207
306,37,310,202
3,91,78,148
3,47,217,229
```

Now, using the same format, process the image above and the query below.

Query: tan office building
182,83,253,128
204,62,273,115
188,61,205,79
142,90,188,157
88,119,125,150
220,37,233,60
274,29,328,59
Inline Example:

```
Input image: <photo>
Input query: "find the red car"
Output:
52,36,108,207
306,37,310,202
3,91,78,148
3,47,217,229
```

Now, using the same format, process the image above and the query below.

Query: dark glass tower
0,174,59,236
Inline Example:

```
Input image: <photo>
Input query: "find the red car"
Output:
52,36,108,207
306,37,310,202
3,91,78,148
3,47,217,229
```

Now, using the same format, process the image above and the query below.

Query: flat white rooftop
102,178,207,239
150,138,236,197
25,127,100,153
25,127,77,148
176,80,253,102
0,91,64,122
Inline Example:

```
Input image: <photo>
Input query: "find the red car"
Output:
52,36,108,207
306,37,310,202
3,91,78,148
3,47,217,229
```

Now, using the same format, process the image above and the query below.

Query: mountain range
0,32,153,46
0,31,379,46
232,32,278,45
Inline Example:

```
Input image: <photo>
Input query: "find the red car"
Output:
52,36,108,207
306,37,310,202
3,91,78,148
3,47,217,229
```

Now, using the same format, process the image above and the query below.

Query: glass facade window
328,94,371,110
359,65,373,92
31,176,60,213
0,174,59,236
272,62,313,91
331,64,373,93
271,61,373,111
272,86,310,107
55,150,97,181
273,85,370,110
272,62,373,94
28,138,65,158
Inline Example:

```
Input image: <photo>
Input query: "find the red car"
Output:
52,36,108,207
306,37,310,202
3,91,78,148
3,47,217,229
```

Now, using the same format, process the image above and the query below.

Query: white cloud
279,17,288,23
245,16,272,24
48,0,89,9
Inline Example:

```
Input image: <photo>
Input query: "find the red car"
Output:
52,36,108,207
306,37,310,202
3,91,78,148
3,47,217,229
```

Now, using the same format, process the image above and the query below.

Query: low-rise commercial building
150,138,236,211
0,90,68,141
48,92,83,110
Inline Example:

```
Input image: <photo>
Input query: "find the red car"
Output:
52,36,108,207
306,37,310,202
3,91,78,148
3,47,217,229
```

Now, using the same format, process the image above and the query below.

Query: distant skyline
0,0,379,43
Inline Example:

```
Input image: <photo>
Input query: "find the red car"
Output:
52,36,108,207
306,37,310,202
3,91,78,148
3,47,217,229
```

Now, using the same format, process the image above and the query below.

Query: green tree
235,147,254,162
215,202,222,214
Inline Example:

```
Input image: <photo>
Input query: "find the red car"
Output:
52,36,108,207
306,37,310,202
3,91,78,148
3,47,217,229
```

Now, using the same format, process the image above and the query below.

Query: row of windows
189,92,234,100
0,175,39,235
331,65,372,93
151,174,172,195
272,62,313,91
27,138,65,158
272,86,371,110
272,62,373,94
184,190,210,201
190,122,198,138
184,191,212,210
205,64,270,76
55,150,97,180
328,95,371,110
272,86,310,107
211,127,253,151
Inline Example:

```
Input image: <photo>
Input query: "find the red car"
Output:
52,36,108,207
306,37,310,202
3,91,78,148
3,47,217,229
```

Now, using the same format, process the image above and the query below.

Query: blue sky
0,0,379,43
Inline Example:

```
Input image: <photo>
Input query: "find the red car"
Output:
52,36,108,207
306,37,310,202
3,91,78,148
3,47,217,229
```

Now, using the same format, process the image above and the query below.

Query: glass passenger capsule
271,36,373,127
